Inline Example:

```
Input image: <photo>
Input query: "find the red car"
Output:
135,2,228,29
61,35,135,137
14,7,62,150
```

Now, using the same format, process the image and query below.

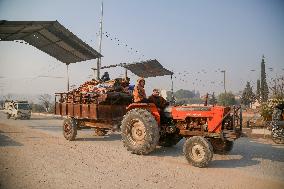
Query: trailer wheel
159,133,182,147
6,114,11,119
183,136,213,168
210,138,234,154
121,108,160,155
63,118,77,141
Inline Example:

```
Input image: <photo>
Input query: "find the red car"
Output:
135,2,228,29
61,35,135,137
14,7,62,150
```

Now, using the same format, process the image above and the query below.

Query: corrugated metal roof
123,59,173,78
0,20,102,64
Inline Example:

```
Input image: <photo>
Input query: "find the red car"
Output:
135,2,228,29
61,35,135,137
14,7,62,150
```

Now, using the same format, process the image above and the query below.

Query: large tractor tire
210,138,234,154
183,136,213,168
121,108,160,155
63,118,77,141
159,133,182,147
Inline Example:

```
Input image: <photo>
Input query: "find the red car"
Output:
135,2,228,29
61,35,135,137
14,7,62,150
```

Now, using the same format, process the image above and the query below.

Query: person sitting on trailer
101,71,110,82
148,88,169,110
133,78,148,103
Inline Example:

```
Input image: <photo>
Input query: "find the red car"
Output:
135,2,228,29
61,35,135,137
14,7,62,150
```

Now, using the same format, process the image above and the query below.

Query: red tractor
55,60,242,167
121,103,242,167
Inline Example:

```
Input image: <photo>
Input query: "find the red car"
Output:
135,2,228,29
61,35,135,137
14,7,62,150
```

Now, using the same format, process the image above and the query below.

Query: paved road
0,112,283,189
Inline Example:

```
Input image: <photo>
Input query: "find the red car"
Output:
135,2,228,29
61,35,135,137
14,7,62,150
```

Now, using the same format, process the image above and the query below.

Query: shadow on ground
29,125,62,132
29,117,62,120
150,140,184,158
0,130,23,147
75,133,122,142
210,138,284,168
149,137,284,168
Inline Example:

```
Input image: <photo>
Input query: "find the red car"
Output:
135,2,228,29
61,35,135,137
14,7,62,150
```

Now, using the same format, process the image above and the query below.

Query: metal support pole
66,63,70,91
125,68,128,79
171,74,174,104
96,1,103,80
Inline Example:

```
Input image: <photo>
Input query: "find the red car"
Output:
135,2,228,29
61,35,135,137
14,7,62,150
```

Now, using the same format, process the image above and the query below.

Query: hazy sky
0,0,283,96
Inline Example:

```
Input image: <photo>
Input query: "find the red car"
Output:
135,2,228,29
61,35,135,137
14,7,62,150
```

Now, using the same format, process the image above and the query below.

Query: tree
256,79,261,101
260,56,269,102
241,82,256,107
217,92,236,106
30,103,45,112
209,92,217,105
174,89,195,99
38,94,52,112
269,76,284,99
166,89,200,103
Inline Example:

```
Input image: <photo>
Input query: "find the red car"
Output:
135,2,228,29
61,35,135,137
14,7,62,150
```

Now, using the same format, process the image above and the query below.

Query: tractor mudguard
126,103,160,125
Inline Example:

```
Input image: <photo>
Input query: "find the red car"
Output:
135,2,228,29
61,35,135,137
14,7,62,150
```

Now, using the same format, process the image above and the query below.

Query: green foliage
175,98,203,105
217,92,236,106
48,104,55,113
174,89,196,99
270,76,284,99
256,79,261,101
260,57,269,102
31,103,45,112
166,89,201,104
209,92,217,105
241,82,256,106
38,94,52,112
0,100,4,109
260,98,284,121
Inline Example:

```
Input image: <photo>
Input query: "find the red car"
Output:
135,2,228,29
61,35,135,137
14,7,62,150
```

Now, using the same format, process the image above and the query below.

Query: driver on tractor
148,89,169,111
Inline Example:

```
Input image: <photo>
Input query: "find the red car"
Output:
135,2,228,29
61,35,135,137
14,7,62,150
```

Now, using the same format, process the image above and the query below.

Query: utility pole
221,70,226,93
96,1,103,80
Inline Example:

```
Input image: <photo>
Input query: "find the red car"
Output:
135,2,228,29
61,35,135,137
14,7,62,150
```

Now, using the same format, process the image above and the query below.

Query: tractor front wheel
63,118,77,141
121,108,160,155
183,136,213,168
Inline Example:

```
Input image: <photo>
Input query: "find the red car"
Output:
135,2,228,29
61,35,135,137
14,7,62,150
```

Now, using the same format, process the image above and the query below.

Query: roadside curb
31,112,65,119
242,127,271,139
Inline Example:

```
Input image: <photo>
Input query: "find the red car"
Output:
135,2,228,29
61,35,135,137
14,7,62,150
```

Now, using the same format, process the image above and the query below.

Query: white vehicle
4,100,31,120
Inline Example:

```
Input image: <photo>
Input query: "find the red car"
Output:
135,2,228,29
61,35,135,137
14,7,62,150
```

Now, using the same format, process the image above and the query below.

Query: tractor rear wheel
159,133,182,147
183,136,213,168
210,138,234,154
63,118,77,141
121,108,160,155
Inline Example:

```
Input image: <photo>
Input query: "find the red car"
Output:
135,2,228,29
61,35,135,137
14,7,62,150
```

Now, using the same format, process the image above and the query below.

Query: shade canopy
93,59,173,78
0,20,102,64
123,59,173,78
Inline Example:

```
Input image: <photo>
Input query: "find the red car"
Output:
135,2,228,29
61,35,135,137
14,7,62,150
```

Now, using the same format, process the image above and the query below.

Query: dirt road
0,112,283,189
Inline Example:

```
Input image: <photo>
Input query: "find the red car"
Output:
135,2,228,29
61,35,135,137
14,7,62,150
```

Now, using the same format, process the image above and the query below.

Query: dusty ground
0,112,283,189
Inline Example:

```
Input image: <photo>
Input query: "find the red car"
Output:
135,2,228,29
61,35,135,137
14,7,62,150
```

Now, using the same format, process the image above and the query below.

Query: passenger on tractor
101,72,110,82
133,78,148,103
148,89,169,111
